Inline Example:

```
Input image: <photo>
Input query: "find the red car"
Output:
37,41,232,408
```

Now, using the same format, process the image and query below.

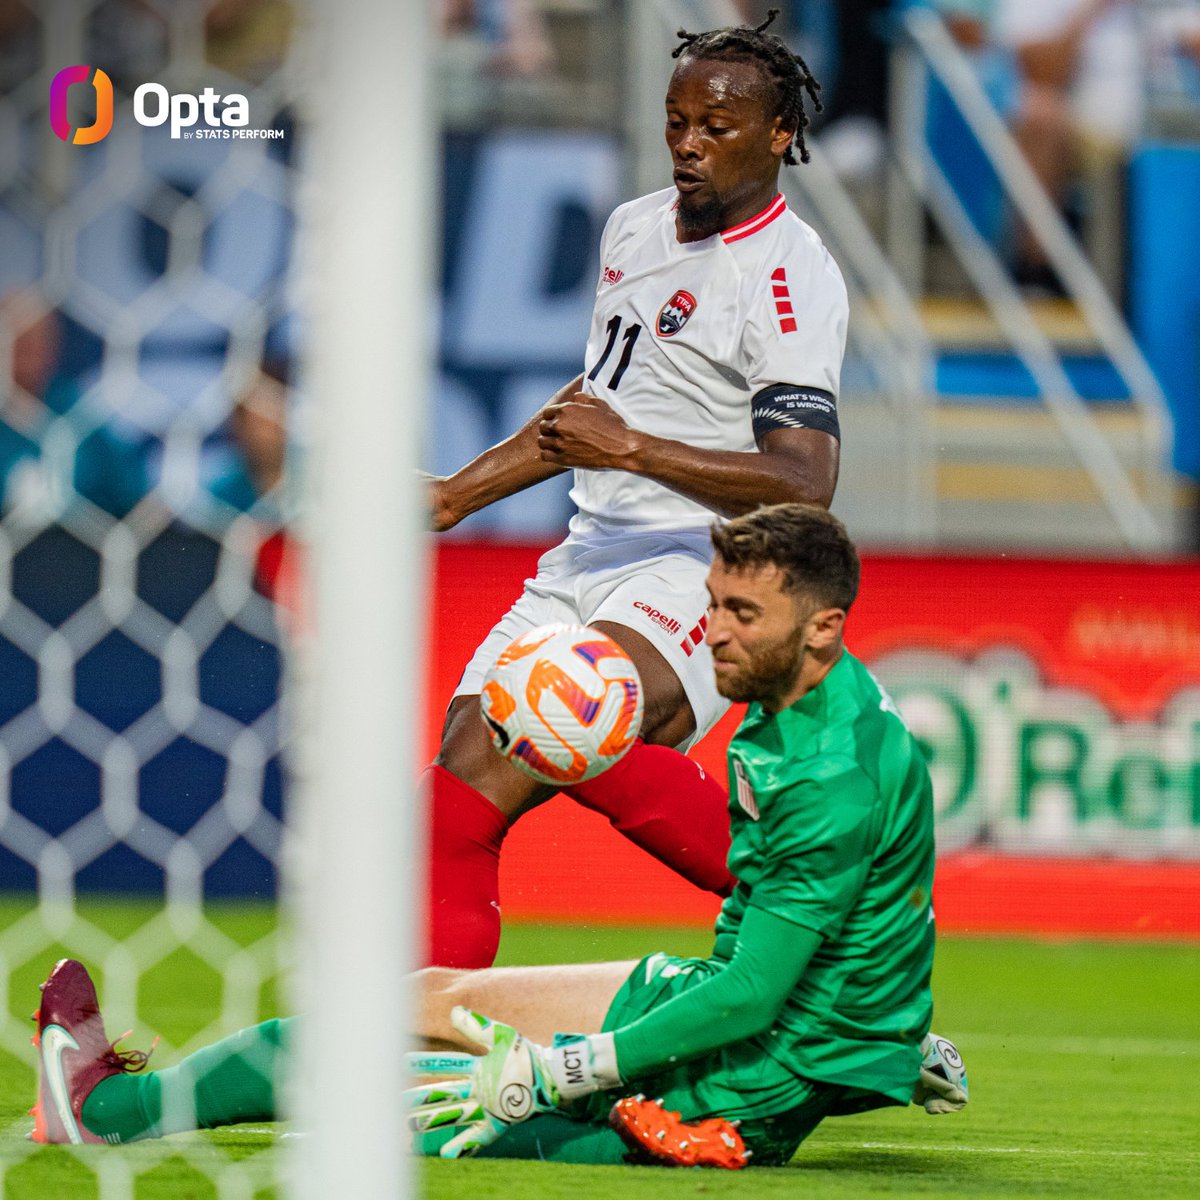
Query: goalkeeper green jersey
711,648,935,1102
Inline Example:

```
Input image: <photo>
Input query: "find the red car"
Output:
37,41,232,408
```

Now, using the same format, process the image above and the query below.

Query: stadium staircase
817,4,1180,555
838,297,1180,552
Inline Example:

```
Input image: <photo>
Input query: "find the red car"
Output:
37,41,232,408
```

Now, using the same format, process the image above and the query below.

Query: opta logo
49,65,114,145
656,289,697,337
50,67,254,143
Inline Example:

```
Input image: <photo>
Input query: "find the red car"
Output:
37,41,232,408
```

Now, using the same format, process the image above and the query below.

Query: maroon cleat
30,958,153,1145
609,1095,750,1169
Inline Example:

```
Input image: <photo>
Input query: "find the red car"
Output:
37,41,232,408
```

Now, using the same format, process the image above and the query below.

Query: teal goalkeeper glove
404,1007,621,1158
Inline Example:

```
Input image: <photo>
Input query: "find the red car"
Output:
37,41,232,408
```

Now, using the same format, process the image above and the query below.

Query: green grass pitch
0,900,1196,1198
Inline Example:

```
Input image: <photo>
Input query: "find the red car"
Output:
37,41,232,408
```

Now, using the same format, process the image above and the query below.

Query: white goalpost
292,0,432,1196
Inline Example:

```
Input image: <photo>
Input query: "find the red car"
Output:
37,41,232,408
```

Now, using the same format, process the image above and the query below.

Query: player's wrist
429,476,467,531
544,1032,621,1100
620,430,661,475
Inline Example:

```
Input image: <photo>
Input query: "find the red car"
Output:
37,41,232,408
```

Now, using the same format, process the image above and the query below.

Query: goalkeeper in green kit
29,503,966,1167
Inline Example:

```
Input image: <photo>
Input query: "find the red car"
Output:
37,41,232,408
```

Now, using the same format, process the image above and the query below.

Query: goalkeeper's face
704,558,811,709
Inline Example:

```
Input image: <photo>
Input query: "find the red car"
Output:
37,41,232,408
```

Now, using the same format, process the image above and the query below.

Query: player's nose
704,617,730,647
673,126,703,160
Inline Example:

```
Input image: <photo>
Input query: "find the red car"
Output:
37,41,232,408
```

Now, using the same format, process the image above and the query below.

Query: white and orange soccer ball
480,624,643,786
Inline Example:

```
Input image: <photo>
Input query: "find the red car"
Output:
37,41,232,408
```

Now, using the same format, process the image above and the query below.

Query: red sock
564,741,735,897
425,765,510,968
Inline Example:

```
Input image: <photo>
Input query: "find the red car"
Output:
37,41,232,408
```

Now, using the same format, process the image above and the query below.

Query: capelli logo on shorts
633,601,682,636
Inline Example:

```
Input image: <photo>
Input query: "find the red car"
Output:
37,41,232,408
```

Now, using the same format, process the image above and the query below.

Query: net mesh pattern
0,2,301,1190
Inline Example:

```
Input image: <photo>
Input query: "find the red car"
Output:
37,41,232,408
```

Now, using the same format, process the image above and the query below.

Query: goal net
1,3,307,1193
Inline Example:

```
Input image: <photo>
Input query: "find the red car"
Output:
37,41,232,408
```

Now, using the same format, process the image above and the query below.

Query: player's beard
676,190,724,240
713,623,806,707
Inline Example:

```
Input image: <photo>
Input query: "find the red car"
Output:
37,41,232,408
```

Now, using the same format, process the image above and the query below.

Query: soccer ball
480,624,643,786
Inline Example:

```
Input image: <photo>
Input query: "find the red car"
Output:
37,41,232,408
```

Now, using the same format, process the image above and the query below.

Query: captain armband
751,384,840,444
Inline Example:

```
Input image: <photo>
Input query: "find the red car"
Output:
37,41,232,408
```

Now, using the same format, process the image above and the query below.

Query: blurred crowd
928,0,1200,290
439,0,1200,301
0,288,286,527
0,0,295,88
714,1,1200,294
0,0,295,585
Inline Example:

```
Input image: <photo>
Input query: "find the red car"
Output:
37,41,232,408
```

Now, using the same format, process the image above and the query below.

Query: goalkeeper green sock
81,1017,292,1142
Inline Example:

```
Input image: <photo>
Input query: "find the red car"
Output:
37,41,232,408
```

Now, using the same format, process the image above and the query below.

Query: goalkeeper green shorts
584,951,894,1166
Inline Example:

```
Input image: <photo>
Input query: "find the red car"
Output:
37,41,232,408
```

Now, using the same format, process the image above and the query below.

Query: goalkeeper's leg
415,1112,632,1164
67,957,632,1144
81,1019,291,1143
416,960,636,1049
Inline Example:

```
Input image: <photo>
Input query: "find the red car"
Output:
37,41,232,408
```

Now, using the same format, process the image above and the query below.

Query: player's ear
769,117,794,160
805,607,844,651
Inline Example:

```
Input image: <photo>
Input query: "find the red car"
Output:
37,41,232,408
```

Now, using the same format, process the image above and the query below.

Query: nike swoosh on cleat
40,1025,84,1145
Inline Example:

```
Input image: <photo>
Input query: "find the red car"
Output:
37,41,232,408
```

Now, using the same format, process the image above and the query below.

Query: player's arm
579,765,878,1084
608,905,820,1078
537,389,838,517
567,758,879,1088
427,374,581,532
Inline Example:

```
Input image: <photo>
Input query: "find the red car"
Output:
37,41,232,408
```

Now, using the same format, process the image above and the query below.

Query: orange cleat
608,1095,750,1169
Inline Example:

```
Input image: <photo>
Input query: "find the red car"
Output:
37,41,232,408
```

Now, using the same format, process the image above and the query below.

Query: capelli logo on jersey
50,66,276,143
633,600,682,636
601,265,624,287
656,289,697,337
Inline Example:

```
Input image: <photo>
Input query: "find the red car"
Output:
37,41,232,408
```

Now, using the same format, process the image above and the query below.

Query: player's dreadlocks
672,8,823,165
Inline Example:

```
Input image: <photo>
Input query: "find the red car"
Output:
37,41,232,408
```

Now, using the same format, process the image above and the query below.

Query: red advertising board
428,543,1200,938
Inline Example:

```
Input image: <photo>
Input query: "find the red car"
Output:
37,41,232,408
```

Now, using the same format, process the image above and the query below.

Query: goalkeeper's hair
711,503,859,613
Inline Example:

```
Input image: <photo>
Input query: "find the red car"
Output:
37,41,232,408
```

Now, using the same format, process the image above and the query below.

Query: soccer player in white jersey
424,10,850,968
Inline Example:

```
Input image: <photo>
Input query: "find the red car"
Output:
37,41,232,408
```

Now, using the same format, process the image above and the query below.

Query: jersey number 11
588,316,642,390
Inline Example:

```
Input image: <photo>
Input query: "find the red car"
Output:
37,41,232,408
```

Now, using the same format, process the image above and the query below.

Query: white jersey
571,187,849,534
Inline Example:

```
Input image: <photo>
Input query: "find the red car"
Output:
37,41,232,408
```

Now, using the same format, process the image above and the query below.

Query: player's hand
912,1032,969,1114
404,1069,487,1148
537,393,645,471
404,1008,563,1158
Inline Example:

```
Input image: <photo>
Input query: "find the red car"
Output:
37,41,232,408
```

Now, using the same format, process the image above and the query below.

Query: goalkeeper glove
404,1006,621,1158
912,1031,969,1114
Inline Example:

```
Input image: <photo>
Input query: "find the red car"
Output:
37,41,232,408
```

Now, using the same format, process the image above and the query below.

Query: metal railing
890,7,1174,553
633,1,1176,552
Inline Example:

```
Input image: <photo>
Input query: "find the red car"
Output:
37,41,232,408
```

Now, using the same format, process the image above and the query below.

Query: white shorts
453,526,729,750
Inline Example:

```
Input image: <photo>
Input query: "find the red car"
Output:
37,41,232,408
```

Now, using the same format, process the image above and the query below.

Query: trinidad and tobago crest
657,289,697,337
